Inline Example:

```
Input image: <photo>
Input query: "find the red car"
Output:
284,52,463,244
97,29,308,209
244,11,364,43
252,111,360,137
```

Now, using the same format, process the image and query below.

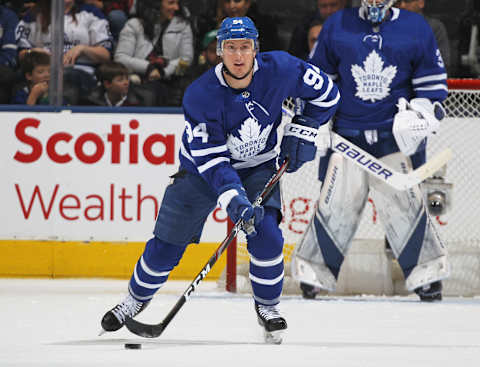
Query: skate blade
264,329,284,345
98,329,107,336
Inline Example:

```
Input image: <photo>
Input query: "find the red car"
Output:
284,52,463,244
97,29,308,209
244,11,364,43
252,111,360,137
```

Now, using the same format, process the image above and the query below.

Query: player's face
108,75,130,96
160,0,179,21
397,0,424,13
28,64,50,85
222,39,255,79
317,0,345,19
222,0,251,17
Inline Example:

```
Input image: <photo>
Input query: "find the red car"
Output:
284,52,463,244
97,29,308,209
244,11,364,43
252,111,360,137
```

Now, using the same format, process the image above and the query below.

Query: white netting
219,83,480,296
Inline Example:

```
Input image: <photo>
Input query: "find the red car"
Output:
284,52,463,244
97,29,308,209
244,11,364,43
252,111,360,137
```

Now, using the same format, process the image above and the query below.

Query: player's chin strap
222,63,254,81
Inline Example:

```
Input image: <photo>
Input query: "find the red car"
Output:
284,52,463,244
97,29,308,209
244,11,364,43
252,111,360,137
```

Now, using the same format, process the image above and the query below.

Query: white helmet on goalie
361,0,398,24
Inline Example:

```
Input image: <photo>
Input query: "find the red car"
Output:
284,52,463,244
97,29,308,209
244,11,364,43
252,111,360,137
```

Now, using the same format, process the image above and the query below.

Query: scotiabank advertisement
1,111,227,242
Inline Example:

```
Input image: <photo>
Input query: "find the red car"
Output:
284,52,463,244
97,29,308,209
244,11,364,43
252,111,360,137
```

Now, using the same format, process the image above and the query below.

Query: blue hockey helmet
361,0,397,24
216,17,259,56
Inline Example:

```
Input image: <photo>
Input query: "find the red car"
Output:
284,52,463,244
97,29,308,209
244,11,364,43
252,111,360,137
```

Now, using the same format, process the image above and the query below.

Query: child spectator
81,61,155,106
11,50,50,105
0,4,19,104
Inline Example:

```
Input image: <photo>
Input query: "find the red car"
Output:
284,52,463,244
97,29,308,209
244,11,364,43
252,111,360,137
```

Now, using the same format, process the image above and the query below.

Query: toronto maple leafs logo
227,118,273,161
351,50,397,102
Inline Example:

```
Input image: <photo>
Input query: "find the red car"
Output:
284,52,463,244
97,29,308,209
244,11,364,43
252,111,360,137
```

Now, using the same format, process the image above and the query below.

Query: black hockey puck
124,343,142,349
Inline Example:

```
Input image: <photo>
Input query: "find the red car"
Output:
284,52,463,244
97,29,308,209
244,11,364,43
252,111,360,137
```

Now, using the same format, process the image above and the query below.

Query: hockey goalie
291,0,450,301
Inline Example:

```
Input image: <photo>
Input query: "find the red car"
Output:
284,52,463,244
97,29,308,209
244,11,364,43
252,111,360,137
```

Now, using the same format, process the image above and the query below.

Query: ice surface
1,278,480,367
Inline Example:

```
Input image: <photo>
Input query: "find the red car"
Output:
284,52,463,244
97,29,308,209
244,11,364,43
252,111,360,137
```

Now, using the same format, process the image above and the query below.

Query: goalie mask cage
219,78,480,297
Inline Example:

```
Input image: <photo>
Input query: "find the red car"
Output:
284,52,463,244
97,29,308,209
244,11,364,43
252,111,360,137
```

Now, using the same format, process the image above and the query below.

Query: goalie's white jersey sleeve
180,51,340,194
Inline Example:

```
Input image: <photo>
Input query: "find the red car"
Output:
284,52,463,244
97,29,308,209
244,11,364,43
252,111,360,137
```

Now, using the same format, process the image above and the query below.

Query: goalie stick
282,105,452,191
124,158,289,338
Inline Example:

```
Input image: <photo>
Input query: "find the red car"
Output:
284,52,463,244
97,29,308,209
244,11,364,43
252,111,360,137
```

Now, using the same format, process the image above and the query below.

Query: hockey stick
282,106,452,191
124,159,289,338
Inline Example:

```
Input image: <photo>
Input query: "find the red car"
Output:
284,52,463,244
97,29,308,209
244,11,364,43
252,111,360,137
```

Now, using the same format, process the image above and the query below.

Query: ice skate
415,281,443,302
100,294,149,334
255,303,287,344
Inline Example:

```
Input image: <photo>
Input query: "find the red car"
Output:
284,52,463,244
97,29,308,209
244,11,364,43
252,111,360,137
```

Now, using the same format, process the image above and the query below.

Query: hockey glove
279,115,325,173
393,97,446,156
218,185,264,237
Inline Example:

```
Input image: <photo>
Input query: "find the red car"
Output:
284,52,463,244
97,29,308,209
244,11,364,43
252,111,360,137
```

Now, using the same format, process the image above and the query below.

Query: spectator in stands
288,0,346,60
168,28,221,106
307,19,324,56
85,0,134,42
397,0,451,73
16,0,113,103
11,50,50,105
219,0,281,51
196,28,221,70
3,0,36,18
0,4,19,104
114,0,193,105
0,4,19,103
81,61,156,106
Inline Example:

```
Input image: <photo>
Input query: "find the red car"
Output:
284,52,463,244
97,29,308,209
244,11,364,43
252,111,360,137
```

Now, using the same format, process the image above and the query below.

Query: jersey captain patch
351,50,397,102
227,117,273,161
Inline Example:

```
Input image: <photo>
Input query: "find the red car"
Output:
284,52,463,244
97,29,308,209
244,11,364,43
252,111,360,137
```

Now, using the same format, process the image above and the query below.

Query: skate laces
257,304,281,321
111,294,143,323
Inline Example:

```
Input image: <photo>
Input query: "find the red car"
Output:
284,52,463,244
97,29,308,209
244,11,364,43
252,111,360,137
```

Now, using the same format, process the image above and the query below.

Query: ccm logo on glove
284,123,318,143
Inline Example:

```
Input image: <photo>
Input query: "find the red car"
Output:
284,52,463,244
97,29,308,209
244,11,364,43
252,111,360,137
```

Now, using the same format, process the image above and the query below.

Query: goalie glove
393,97,446,156
218,185,264,237
279,115,331,173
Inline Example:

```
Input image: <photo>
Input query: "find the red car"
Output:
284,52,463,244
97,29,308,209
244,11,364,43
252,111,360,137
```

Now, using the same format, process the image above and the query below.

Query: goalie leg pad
292,152,369,291
370,152,450,291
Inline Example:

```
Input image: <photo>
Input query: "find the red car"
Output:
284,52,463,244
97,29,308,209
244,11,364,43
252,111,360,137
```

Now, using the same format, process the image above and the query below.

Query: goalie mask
216,17,259,56
361,0,397,24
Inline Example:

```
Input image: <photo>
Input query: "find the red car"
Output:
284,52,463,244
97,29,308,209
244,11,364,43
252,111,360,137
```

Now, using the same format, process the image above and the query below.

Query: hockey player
293,0,450,301
100,16,339,343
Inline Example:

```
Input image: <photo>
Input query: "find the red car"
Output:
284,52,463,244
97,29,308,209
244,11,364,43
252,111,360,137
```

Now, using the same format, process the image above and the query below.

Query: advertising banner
1,111,227,242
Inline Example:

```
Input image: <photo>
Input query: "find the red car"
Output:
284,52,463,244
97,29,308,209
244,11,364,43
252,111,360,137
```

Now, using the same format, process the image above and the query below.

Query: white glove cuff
218,189,240,210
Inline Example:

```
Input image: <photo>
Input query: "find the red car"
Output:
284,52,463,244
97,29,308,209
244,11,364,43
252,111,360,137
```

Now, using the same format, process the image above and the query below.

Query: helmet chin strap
222,61,254,82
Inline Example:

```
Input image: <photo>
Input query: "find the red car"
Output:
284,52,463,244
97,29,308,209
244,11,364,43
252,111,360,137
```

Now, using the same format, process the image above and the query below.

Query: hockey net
218,79,480,297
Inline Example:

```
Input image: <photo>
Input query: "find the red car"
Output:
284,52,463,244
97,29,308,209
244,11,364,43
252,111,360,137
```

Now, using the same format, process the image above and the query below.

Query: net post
226,219,237,292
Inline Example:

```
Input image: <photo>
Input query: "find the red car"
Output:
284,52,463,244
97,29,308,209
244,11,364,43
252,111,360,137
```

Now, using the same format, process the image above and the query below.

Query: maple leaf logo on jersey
227,118,272,161
351,50,397,102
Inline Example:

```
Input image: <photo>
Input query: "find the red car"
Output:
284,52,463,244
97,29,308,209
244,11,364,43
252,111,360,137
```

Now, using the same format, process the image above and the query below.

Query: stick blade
412,148,453,183
125,317,165,338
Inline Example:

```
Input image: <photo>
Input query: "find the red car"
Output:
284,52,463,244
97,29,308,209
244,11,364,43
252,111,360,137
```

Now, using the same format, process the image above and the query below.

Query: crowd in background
0,0,478,107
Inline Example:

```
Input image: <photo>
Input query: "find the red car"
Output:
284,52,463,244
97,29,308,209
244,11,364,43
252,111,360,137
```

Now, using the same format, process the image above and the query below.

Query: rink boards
0,108,229,279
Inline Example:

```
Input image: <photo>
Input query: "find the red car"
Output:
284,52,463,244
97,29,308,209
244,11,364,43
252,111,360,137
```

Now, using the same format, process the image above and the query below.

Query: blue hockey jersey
181,51,340,194
309,7,448,130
